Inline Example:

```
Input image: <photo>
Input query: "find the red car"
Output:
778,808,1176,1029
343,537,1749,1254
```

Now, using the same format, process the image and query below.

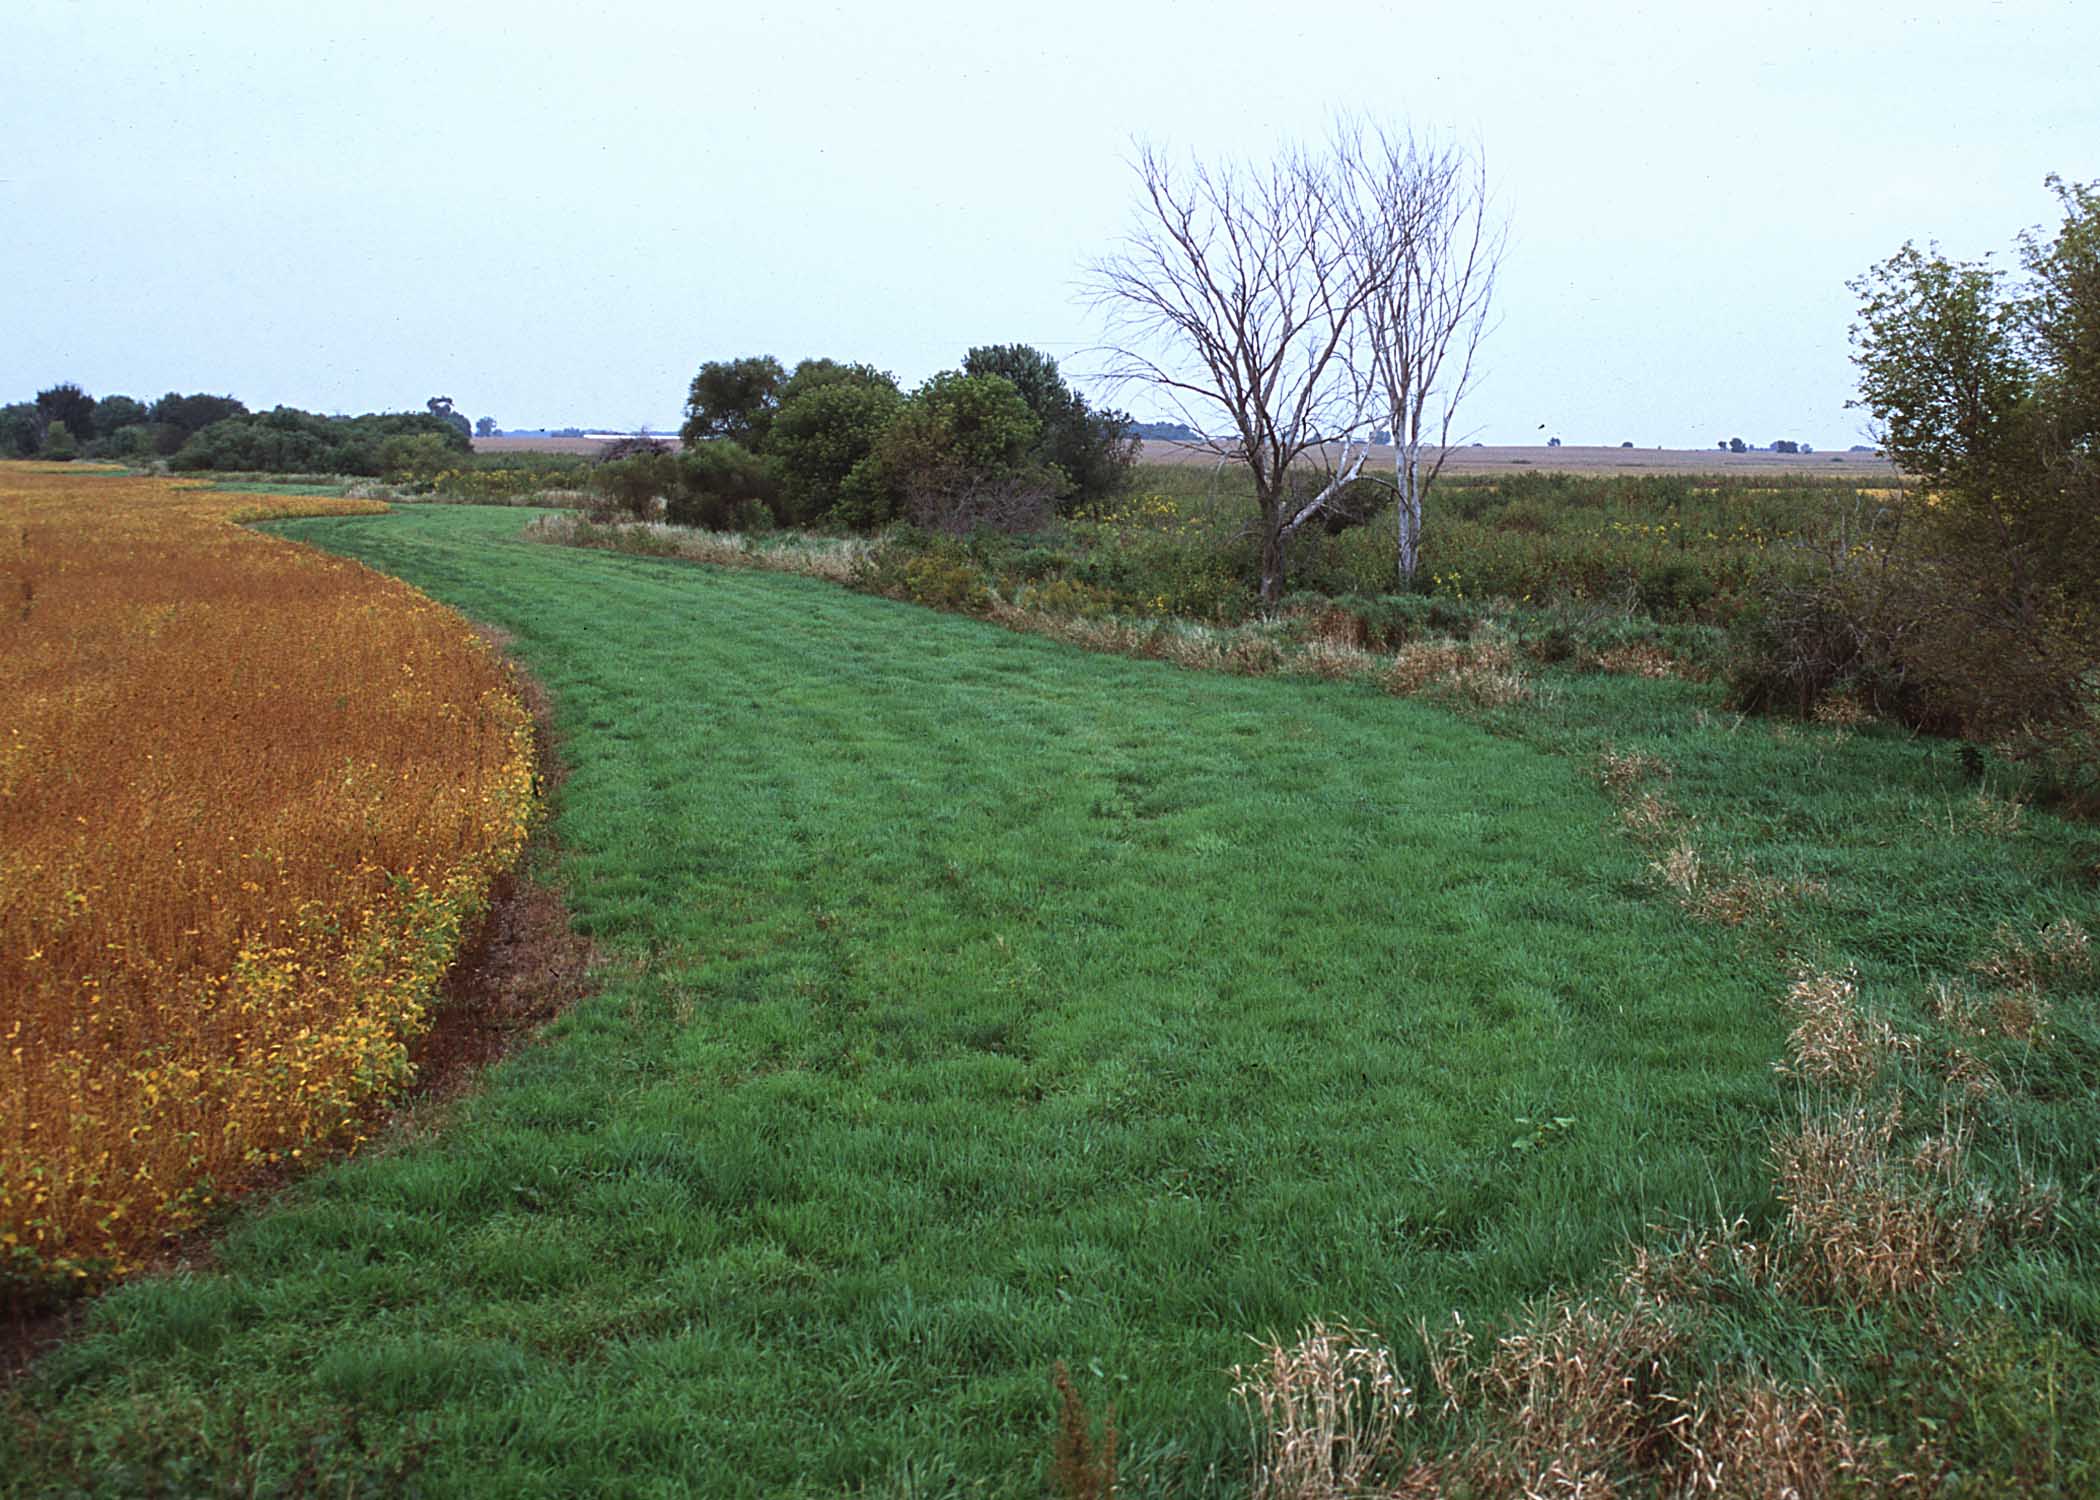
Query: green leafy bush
591,449,680,521
667,441,782,530
769,377,903,526
841,372,1059,534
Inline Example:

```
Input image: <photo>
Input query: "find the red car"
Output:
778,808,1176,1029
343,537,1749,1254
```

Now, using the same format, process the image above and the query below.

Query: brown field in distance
477,434,1897,478
1137,440,1899,477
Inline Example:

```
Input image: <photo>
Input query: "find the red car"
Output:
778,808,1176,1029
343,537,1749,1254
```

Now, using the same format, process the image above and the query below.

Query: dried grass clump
1294,637,1381,682
1239,1306,1871,1500
1597,747,1673,797
1385,636,1533,708
1930,975,2052,1045
1618,793,1684,841
1943,1046,2003,1099
1774,967,1910,1087
1923,781,2024,840
1671,1380,1868,1499
525,513,874,583
1620,1217,1782,1310
1959,920,2091,1050
1049,1362,1118,1500
1653,840,1705,897
1809,691,1872,728
1770,1105,1986,1305
1467,1299,1691,1491
1234,1322,1416,1500
1594,642,1679,679
1302,606,1369,649
1648,841,1806,927
1227,632,1290,676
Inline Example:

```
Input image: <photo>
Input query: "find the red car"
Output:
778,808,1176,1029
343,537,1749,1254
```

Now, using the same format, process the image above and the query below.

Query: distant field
475,433,1898,477
1140,440,1900,477
472,436,627,456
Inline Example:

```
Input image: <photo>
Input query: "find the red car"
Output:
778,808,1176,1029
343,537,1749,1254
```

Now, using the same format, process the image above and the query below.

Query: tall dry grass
1,466,535,1288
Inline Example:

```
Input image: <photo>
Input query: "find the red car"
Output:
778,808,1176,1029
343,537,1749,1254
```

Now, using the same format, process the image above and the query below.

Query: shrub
1829,177,2100,796
379,433,456,483
1022,577,1120,618
667,440,782,530
591,449,679,521
0,402,43,458
840,372,1060,533
962,344,1138,509
898,552,993,612
38,420,78,461
770,378,903,525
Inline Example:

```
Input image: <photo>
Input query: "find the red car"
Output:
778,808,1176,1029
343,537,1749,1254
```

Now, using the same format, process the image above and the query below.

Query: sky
3,0,2095,449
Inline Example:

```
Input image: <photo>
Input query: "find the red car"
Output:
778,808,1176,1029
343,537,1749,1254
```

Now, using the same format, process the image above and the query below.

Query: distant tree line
0,384,478,474
1715,437,1814,454
612,344,1139,533
0,385,248,462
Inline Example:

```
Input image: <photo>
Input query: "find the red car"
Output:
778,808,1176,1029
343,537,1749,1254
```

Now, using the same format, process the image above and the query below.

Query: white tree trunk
1394,440,1422,586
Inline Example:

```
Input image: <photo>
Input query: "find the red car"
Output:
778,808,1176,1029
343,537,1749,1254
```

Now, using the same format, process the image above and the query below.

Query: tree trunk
1394,442,1422,586
1259,498,1287,604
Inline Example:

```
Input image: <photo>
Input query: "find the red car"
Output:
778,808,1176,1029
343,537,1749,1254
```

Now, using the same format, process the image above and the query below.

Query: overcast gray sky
4,0,2094,448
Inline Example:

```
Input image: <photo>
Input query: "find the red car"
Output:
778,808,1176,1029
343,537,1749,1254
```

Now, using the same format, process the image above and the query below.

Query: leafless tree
1087,125,1503,601
1348,125,1505,585
1085,140,1392,603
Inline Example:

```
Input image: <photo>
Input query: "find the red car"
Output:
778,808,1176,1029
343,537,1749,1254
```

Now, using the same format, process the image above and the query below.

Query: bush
839,372,1057,533
1736,176,2100,796
39,420,78,461
0,403,43,458
666,441,782,530
591,450,679,521
769,378,903,525
379,433,456,483
961,344,1137,508
853,536,994,612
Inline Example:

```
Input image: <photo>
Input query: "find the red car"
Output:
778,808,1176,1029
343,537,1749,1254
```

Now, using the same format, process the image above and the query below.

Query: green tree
425,396,472,440
1792,175,2100,783
680,356,787,447
0,403,46,458
961,344,1137,508
838,372,1056,532
767,375,903,525
35,384,96,442
776,358,895,408
40,420,79,461
149,393,248,447
474,416,498,438
90,395,148,439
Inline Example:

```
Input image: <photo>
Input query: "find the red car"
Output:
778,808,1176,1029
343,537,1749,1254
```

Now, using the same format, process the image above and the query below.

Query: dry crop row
1,465,535,1289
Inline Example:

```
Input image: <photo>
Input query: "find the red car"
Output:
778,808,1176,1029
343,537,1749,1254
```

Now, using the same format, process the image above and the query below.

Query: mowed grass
9,502,2093,1494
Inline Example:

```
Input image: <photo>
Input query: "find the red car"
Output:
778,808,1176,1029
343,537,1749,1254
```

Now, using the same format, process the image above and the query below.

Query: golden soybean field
1,465,536,1288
